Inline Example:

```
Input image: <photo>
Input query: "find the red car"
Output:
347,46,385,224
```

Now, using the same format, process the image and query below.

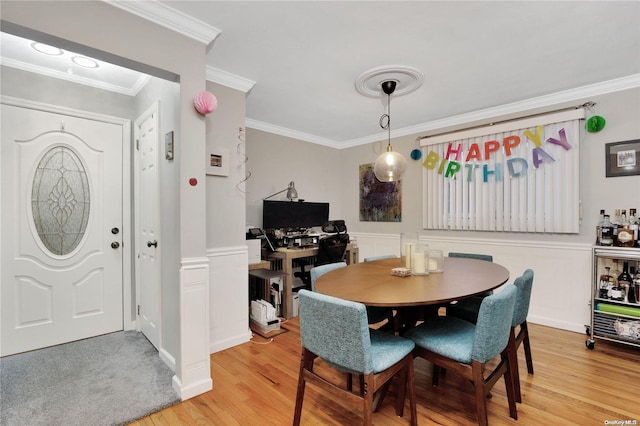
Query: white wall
204,81,253,352
245,130,345,228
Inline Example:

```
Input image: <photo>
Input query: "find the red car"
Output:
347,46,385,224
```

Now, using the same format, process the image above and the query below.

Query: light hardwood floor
131,319,640,425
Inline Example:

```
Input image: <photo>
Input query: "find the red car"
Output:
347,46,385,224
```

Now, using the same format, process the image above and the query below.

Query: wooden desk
267,243,359,319
314,257,509,307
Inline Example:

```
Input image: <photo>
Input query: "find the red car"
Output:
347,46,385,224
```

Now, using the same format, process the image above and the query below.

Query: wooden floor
131,319,640,425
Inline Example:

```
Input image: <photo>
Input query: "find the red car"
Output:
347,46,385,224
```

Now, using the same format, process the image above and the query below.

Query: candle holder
400,233,419,270
428,250,444,273
412,243,429,275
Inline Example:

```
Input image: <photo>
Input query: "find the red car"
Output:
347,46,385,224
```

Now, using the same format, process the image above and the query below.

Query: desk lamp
263,181,298,201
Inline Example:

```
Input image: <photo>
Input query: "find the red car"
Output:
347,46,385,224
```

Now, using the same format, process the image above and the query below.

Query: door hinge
137,305,140,316
136,139,140,150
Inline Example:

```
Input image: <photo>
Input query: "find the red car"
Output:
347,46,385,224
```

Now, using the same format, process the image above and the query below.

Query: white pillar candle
404,243,414,268
413,252,426,274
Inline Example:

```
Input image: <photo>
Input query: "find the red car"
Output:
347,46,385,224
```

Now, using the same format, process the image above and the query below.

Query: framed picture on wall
606,139,640,177
206,148,229,176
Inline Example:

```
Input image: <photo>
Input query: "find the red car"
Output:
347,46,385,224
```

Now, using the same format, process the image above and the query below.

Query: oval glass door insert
31,145,90,255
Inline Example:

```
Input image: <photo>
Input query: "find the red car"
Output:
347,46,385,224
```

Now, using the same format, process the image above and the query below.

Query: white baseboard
210,329,252,354
160,347,176,371
172,375,213,401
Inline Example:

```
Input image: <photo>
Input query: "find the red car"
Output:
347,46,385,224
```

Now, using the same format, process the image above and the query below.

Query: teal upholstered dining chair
448,269,535,403
405,285,518,426
310,262,347,292
363,255,398,329
446,252,494,322
507,269,535,403
293,289,417,426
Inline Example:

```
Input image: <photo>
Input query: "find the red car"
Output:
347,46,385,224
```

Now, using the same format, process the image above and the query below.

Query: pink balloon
194,91,218,115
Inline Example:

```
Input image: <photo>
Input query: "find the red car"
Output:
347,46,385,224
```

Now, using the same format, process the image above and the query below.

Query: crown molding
105,0,221,45
206,66,256,93
245,119,342,149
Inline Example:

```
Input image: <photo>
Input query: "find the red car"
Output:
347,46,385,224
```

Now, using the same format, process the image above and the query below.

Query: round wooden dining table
314,257,510,307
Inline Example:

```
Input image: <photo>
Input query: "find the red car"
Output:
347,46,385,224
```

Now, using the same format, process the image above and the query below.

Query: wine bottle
617,261,632,303
629,266,638,304
633,265,640,305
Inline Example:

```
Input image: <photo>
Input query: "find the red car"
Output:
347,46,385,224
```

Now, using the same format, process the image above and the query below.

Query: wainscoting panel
207,246,252,353
350,233,592,333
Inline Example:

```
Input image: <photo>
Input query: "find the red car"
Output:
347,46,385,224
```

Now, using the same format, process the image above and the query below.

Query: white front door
1,103,124,356
135,102,161,350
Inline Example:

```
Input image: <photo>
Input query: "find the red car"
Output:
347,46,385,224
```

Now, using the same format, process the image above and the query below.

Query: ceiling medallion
355,65,424,98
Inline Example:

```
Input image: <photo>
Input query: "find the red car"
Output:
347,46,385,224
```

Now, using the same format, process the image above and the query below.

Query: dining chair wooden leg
502,352,518,421
362,373,374,425
293,350,315,426
472,361,489,426
521,321,534,374
507,328,522,403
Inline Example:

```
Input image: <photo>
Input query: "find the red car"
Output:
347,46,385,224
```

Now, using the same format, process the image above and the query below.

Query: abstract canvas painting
359,163,401,222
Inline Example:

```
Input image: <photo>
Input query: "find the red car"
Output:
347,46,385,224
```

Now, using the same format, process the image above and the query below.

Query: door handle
111,241,120,249
147,240,158,248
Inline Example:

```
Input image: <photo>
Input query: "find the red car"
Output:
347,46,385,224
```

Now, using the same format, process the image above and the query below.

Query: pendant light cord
379,92,391,148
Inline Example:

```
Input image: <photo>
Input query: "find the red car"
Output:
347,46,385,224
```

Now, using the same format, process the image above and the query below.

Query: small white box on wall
247,239,261,264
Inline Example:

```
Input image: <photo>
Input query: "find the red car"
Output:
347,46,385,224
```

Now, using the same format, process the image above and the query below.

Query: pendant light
373,80,407,182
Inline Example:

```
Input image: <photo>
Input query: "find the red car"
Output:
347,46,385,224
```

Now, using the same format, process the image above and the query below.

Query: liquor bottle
613,209,621,246
629,208,639,247
599,266,613,299
629,266,638,304
618,221,635,247
599,215,614,246
596,209,605,245
617,261,632,303
633,265,640,305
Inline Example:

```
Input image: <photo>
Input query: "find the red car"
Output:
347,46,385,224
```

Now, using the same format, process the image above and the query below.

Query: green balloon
586,116,605,132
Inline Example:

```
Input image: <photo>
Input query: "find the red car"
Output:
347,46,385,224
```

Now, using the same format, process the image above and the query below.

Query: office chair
405,285,518,426
293,289,417,426
294,220,349,287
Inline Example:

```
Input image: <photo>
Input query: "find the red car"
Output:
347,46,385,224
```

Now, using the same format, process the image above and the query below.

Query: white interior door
1,103,124,356
135,102,161,350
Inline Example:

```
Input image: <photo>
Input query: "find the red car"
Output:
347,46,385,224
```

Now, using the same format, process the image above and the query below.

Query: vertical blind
420,109,584,233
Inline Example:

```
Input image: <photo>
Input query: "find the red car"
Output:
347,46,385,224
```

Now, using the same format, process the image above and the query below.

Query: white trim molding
206,66,256,94
173,258,212,400
105,0,221,46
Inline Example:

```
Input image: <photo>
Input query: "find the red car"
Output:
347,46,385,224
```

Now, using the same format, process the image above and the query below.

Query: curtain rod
416,101,596,142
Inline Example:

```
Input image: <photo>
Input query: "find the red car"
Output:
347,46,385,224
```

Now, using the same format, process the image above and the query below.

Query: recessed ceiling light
31,42,63,56
71,56,99,69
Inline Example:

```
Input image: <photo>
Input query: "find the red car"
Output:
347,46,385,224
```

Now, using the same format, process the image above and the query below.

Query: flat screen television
262,200,329,230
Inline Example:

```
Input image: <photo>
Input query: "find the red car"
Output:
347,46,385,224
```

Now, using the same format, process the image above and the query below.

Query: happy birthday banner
420,109,584,233
420,110,583,181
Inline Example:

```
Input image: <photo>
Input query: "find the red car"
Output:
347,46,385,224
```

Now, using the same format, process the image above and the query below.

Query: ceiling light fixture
373,80,407,182
31,42,63,56
71,56,99,69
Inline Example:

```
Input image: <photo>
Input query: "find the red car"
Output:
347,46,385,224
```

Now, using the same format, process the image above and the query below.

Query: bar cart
586,246,640,349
